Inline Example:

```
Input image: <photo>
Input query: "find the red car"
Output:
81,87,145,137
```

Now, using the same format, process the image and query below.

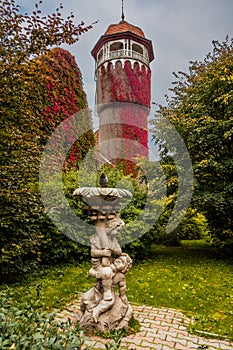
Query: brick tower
91,6,154,173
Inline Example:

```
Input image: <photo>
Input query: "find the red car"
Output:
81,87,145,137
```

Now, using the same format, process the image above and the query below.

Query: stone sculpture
73,173,133,332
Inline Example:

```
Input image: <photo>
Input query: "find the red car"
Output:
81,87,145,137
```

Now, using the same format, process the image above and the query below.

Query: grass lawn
127,242,233,339
1,240,232,340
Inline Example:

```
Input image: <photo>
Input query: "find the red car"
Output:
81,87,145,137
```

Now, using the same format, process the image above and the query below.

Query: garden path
56,295,233,350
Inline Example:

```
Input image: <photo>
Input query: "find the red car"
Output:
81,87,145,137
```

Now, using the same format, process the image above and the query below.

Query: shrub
175,209,210,241
0,291,90,349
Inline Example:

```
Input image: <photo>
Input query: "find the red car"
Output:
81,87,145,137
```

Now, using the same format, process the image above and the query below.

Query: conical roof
105,20,145,38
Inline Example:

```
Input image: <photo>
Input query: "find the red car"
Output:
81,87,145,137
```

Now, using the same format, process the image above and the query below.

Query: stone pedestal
73,177,132,332
77,281,132,333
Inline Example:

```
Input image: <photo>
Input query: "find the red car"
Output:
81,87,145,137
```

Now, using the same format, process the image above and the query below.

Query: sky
20,0,233,121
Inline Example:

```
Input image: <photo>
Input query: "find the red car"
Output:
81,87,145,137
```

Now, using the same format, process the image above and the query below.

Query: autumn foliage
36,48,94,167
0,0,94,279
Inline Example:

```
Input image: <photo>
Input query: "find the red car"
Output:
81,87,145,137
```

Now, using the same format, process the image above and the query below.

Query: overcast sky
21,0,233,117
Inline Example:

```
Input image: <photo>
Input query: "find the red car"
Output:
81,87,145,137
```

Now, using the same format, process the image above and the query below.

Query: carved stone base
77,285,132,333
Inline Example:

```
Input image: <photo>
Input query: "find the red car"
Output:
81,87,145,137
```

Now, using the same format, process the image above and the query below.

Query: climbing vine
36,48,94,168
99,60,151,107
98,61,150,173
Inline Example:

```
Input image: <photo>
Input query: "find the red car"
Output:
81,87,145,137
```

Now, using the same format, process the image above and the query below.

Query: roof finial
121,0,125,21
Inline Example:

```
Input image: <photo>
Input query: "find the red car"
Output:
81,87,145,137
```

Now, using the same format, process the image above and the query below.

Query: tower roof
92,20,154,63
92,3,154,64
105,20,145,38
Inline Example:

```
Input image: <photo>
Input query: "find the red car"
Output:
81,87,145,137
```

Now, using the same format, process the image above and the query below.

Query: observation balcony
96,49,150,70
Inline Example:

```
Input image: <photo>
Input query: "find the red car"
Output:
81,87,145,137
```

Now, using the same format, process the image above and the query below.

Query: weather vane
121,0,125,21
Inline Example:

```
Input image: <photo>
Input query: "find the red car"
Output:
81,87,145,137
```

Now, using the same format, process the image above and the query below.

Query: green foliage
76,158,210,258
176,209,210,241
0,291,90,350
103,329,126,350
128,315,141,334
122,157,209,252
0,0,94,280
0,174,90,281
151,37,233,251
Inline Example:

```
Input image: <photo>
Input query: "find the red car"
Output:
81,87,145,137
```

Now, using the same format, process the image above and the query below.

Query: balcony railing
96,49,149,69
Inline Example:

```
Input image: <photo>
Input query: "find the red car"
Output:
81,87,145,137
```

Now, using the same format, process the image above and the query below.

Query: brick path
56,296,233,350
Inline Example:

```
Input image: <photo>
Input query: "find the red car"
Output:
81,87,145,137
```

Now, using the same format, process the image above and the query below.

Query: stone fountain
73,173,133,333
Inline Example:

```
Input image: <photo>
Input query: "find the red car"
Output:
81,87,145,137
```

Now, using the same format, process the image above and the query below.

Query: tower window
98,49,103,60
132,43,143,55
110,42,124,52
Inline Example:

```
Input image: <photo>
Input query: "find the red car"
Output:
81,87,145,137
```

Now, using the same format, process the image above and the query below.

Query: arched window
110,42,123,52
98,49,103,61
132,43,143,55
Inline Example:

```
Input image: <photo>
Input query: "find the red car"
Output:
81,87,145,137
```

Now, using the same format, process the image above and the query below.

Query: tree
151,37,233,250
0,0,94,278
35,47,94,167
0,0,94,187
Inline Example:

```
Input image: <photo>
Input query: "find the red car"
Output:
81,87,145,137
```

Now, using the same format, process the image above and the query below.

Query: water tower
91,3,154,173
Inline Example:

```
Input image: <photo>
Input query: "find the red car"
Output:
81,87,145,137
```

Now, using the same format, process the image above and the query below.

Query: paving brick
136,317,147,323
154,330,167,340
173,343,190,350
219,342,233,349
141,340,163,348
90,341,106,349
123,337,142,346
147,346,162,350
141,319,152,325
84,340,97,347
55,298,233,350
187,340,200,348
153,338,176,348
164,315,174,321
161,321,174,327
166,334,179,343
178,325,189,331
140,325,153,332
122,344,152,350
174,338,188,347
205,338,229,347
142,306,154,311
177,332,195,342
150,323,168,332
148,318,165,325
168,327,189,336
127,331,147,339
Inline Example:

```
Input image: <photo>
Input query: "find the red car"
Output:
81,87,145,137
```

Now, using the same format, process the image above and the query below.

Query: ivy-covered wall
97,60,151,107
96,60,151,173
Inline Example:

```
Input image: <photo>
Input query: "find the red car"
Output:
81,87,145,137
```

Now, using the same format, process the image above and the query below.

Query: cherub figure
78,253,132,326
88,216,125,301
91,253,132,323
